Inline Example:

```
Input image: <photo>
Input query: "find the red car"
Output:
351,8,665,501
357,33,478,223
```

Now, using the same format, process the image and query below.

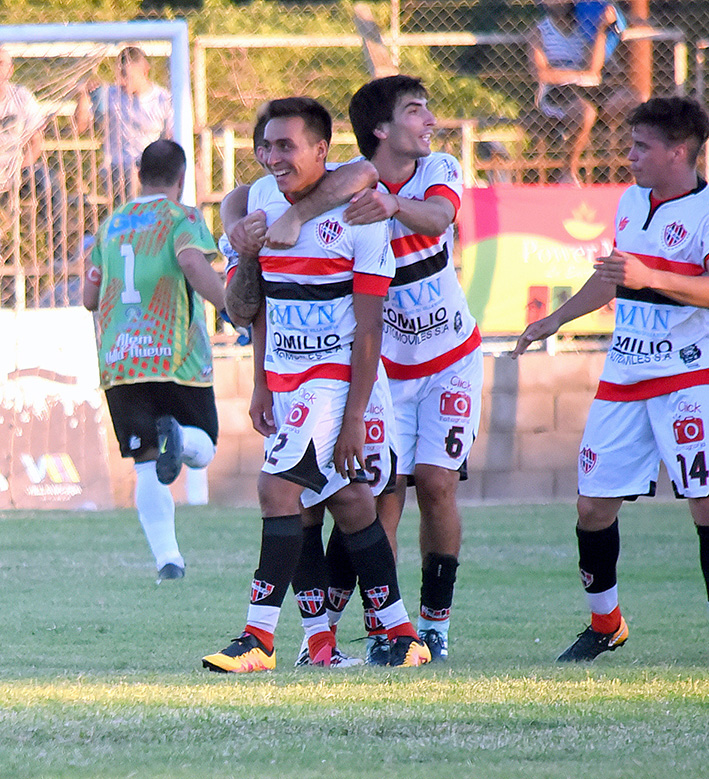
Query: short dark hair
117,46,148,67
629,96,709,163
138,139,186,187
265,97,332,144
349,75,428,159
252,103,271,153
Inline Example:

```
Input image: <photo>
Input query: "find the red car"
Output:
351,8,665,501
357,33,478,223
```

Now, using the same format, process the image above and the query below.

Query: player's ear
315,138,329,161
373,122,389,141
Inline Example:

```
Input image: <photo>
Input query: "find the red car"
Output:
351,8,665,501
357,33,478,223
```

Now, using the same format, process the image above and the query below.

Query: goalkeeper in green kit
84,139,226,581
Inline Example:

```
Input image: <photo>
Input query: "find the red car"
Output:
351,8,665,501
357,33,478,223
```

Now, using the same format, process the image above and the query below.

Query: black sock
420,553,459,621
576,518,620,593
696,525,709,600
341,517,401,611
250,514,302,608
325,524,357,613
291,525,327,619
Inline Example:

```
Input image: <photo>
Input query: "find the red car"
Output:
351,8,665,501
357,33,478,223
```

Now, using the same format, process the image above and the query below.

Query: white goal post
0,20,196,203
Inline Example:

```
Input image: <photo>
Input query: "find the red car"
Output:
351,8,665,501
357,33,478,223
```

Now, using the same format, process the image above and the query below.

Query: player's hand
343,189,398,225
249,382,276,437
333,413,366,479
264,209,302,250
594,248,651,290
511,314,561,358
600,3,618,28
225,210,267,257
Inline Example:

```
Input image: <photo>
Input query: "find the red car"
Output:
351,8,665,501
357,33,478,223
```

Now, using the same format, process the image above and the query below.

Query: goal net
0,21,194,310
0,22,194,510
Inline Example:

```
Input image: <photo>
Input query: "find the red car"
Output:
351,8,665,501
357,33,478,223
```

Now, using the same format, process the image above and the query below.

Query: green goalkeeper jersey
91,194,218,390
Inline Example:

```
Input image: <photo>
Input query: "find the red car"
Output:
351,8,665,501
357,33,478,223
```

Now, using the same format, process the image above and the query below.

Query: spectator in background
74,46,173,204
528,0,638,185
0,46,65,276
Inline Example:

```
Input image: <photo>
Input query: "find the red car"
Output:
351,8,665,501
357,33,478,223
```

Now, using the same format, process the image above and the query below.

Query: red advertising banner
458,185,625,335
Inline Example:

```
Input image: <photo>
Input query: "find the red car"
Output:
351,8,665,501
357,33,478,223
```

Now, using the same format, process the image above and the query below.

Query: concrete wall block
482,469,555,501
519,431,582,470
518,352,589,392
483,432,519,471
212,356,238,398
215,398,254,435
553,467,581,500
555,391,595,432
457,470,483,502
514,391,554,433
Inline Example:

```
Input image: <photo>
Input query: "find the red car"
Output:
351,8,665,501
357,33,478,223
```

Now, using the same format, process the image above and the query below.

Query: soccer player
512,95,709,661
84,139,226,581
226,76,484,664
201,97,430,672
344,76,484,663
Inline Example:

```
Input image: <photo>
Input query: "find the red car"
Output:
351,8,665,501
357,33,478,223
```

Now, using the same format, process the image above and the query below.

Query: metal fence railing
1,1,709,314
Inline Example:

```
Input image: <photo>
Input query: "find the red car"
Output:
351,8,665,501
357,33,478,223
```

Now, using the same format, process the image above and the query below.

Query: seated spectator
0,46,65,284
527,0,639,184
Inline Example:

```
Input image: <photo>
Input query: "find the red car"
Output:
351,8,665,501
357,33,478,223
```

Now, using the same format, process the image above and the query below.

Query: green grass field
1,501,708,779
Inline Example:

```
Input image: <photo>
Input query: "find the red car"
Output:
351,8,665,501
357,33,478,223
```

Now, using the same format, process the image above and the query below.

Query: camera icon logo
673,417,704,444
285,402,310,428
439,391,471,418
365,419,385,444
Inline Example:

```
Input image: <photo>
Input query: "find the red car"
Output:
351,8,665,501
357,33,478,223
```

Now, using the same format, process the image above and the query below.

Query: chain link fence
1,1,709,311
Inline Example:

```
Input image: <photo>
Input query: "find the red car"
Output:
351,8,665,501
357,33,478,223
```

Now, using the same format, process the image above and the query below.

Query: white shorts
300,364,398,508
578,386,709,499
262,379,350,495
389,348,483,475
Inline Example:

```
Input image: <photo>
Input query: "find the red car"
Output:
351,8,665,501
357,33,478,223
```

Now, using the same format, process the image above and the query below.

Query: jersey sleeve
351,219,395,295
174,207,218,261
422,153,463,215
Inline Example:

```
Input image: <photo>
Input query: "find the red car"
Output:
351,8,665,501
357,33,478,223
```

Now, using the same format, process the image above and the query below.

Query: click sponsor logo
285,402,309,428
673,417,704,445
440,391,471,418
365,419,385,444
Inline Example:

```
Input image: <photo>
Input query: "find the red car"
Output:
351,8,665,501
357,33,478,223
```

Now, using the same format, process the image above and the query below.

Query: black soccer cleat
365,634,391,666
418,628,449,662
157,563,185,581
556,617,629,662
156,416,183,485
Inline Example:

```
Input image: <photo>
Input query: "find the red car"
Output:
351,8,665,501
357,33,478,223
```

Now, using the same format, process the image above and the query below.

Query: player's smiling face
378,92,436,160
263,116,328,201
627,124,678,190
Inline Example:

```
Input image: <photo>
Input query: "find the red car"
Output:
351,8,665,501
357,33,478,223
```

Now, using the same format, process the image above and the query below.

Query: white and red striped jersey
248,173,395,392
378,152,480,379
597,181,709,401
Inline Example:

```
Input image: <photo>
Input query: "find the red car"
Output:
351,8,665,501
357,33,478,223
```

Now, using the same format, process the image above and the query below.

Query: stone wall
105,348,674,507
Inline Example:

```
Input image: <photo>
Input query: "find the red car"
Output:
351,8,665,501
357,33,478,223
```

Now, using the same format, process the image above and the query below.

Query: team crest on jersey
363,608,380,631
579,446,598,474
251,578,275,602
365,585,390,609
579,568,594,589
618,216,629,231
327,586,353,611
663,221,688,248
316,218,344,249
442,158,459,182
295,588,325,615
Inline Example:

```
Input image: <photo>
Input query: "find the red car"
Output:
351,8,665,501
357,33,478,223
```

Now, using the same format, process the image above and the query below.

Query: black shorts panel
105,382,218,459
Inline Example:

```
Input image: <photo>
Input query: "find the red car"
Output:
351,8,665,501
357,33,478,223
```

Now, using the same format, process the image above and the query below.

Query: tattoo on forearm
226,255,263,324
